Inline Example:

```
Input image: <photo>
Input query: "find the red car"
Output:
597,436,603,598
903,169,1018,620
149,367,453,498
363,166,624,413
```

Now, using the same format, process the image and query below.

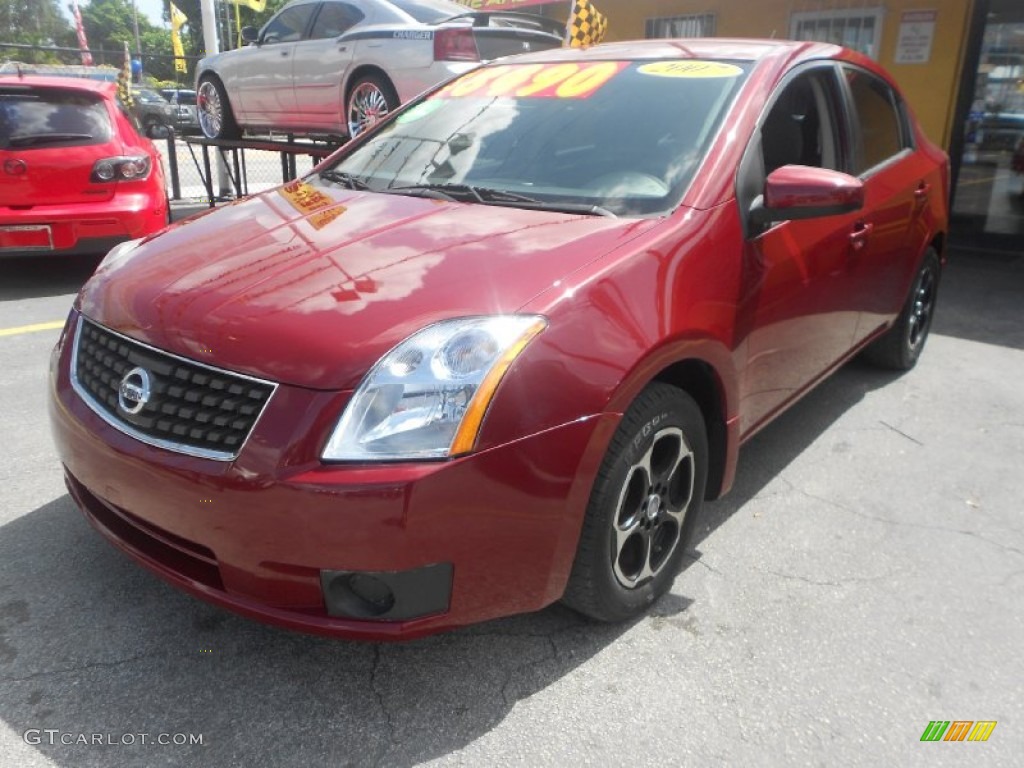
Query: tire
346,74,398,138
562,383,708,623
197,76,241,140
862,248,941,371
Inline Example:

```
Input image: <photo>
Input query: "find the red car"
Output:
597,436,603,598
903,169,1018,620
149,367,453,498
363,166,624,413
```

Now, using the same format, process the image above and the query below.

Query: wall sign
895,10,937,64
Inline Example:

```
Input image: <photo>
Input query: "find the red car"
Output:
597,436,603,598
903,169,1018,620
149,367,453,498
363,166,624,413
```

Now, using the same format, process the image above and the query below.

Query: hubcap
348,83,390,138
611,427,695,589
908,265,936,349
197,81,223,138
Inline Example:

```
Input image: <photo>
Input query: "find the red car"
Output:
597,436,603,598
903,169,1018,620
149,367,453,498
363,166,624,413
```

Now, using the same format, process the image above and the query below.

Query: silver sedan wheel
347,82,391,138
197,80,224,139
611,426,695,588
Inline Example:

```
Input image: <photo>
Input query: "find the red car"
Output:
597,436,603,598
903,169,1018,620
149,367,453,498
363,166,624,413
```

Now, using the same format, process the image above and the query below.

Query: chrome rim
347,83,390,137
197,81,223,138
611,427,694,589
908,264,937,349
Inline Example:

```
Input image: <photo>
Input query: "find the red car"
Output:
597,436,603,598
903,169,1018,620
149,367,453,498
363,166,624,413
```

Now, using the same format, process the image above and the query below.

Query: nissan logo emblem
118,367,152,415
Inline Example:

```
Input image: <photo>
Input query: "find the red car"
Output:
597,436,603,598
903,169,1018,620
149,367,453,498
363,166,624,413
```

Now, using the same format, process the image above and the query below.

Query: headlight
322,316,547,461
96,237,144,272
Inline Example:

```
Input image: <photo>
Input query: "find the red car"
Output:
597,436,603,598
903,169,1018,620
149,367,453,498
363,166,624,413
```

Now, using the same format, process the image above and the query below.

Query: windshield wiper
7,132,93,146
386,183,616,216
319,170,370,190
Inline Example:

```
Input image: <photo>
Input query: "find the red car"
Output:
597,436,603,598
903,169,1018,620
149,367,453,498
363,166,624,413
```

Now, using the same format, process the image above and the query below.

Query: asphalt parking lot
0,243,1021,767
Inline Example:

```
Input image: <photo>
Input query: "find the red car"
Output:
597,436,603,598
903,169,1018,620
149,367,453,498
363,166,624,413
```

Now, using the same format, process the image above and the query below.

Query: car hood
79,185,661,390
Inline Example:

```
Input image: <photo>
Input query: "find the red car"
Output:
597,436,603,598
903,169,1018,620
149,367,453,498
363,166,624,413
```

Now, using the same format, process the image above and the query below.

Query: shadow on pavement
932,247,1024,351
0,254,102,302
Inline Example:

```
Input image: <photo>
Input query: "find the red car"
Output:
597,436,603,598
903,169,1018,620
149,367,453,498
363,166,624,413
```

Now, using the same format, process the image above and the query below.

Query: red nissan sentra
1,75,168,257
49,40,948,640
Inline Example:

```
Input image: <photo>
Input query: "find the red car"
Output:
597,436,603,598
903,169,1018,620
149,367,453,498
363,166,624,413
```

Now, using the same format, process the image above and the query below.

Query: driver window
262,5,315,44
311,3,365,39
761,71,841,176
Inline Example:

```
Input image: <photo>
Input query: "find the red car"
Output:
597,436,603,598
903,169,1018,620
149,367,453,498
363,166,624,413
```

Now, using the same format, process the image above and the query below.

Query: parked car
1,75,168,258
160,88,199,134
195,0,564,140
51,40,948,640
130,87,176,138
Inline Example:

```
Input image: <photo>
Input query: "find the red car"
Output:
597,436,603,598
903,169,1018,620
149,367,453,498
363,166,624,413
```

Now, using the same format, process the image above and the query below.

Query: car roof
0,74,117,96
509,37,846,66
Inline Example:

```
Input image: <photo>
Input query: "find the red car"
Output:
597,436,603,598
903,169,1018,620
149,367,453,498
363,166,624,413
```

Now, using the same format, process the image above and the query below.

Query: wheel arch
343,65,395,104
605,342,738,501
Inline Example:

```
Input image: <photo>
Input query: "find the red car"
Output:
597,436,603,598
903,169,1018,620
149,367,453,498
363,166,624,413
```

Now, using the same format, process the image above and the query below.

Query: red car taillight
90,155,152,183
434,28,480,62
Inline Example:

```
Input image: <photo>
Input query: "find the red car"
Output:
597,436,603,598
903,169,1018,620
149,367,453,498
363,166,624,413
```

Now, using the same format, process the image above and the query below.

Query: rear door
0,85,119,207
839,66,932,342
291,1,364,128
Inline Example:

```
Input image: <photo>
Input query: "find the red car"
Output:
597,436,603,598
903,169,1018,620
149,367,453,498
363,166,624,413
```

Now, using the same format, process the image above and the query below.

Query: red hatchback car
50,40,948,640
1,75,167,257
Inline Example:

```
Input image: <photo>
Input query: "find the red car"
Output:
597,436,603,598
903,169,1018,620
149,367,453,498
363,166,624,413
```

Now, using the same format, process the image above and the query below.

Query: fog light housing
320,563,453,621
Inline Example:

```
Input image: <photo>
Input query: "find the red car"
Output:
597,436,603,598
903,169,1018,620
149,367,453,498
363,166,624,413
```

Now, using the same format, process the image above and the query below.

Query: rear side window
0,88,113,149
844,67,907,174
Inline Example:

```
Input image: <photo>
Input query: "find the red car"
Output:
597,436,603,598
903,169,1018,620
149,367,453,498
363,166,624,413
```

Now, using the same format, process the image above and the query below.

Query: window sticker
434,61,628,100
637,61,743,78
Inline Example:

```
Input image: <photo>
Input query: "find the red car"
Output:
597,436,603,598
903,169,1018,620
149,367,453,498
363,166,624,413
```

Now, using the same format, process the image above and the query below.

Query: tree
0,0,73,62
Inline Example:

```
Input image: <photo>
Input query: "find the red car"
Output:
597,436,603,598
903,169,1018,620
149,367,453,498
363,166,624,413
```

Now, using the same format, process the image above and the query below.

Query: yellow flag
226,0,268,11
565,0,608,48
171,2,188,74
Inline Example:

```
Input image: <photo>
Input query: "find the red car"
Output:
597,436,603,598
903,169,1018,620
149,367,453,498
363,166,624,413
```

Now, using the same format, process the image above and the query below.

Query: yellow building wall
598,0,975,148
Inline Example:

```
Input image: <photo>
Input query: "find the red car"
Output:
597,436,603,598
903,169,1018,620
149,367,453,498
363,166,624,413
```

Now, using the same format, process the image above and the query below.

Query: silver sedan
195,0,563,140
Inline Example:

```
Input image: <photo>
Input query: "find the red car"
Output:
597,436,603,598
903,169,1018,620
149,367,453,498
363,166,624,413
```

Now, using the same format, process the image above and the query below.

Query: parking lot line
0,320,64,338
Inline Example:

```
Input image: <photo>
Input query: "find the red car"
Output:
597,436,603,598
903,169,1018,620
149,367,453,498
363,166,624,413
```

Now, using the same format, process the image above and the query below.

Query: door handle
280,50,289,57
849,221,874,251
914,182,931,208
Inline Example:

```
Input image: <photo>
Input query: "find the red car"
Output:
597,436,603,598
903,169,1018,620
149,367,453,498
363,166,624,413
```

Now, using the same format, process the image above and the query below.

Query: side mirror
241,26,259,45
750,165,864,226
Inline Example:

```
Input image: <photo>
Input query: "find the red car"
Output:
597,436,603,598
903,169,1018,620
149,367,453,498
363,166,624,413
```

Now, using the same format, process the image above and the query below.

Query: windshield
0,88,112,148
317,59,750,216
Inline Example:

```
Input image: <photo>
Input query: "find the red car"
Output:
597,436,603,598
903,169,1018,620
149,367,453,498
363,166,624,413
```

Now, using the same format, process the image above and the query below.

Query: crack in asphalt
370,645,397,767
878,420,925,446
499,634,559,709
683,552,725,577
0,650,172,685
760,569,894,588
776,476,1024,560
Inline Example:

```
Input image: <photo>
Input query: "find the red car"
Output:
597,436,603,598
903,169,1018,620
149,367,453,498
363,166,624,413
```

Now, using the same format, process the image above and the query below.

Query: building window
790,8,884,59
645,13,716,40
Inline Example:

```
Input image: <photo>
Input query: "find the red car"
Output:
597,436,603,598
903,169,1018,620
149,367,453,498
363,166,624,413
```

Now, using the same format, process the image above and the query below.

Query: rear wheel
862,248,941,370
562,383,708,622
346,75,398,138
197,76,240,140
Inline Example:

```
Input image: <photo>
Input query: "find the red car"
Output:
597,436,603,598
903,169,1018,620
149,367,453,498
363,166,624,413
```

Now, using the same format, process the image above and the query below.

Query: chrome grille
71,316,276,460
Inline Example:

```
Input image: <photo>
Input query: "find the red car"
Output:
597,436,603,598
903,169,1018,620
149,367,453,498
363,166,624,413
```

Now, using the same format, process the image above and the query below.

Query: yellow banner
171,2,188,74
226,0,268,11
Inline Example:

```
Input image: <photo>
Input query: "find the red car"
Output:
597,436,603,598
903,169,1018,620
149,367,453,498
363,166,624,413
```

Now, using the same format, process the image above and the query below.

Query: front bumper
49,313,617,640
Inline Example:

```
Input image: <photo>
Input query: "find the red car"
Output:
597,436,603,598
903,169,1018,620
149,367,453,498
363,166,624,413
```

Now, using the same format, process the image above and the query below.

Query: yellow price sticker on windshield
638,61,743,78
436,61,627,100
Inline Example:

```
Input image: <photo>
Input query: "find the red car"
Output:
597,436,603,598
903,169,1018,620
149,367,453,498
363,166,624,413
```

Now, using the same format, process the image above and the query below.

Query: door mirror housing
241,26,260,45
751,165,864,226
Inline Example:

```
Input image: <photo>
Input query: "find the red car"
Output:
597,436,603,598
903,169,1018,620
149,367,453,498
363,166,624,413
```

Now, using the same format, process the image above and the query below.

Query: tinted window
388,0,464,23
263,4,316,43
761,69,842,175
0,88,113,148
311,2,365,38
320,59,750,216
845,68,906,173
133,89,166,104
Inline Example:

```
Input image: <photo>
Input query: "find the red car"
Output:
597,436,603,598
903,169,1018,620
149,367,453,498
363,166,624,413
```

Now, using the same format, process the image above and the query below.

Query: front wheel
197,76,240,140
562,383,708,623
346,75,398,138
862,248,941,370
